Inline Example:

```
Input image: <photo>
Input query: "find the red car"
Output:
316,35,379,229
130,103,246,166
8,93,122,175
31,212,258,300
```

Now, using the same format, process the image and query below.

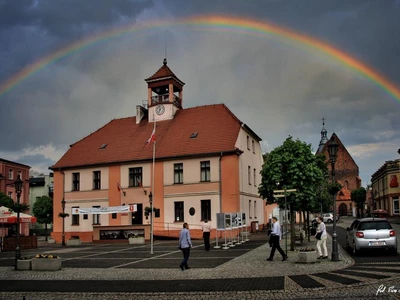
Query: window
174,201,184,222
254,201,257,219
200,161,210,182
99,143,108,149
72,173,80,191
18,171,22,180
129,167,142,187
393,197,399,215
83,214,88,220
252,140,255,153
93,171,101,190
8,169,13,180
174,163,183,184
248,166,251,185
249,200,252,218
201,200,211,221
112,213,117,219
72,206,79,225
253,168,256,186
8,192,12,198
93,205,100,225
247,136,250,150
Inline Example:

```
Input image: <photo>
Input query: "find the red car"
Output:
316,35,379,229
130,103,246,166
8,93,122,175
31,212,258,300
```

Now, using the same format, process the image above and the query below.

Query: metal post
149,192,154,255
14,190,21,269
14,174,23,270
331,162,339,261
61,198,66,246
284,186,287,256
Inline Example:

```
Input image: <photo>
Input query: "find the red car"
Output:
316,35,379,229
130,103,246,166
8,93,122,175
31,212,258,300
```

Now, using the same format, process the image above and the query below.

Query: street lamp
149,191,154,255
328,137,339,262
14,174,23,270
61,198,66,246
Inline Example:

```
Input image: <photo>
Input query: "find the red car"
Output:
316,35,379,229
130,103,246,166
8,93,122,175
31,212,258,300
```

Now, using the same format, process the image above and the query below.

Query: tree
351,187,366,218
33,196,53,241
259,136,327,250
0,191,14,208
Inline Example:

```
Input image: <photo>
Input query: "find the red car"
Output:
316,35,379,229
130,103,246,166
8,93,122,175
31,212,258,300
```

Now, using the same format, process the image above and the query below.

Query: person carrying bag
315,216,328,259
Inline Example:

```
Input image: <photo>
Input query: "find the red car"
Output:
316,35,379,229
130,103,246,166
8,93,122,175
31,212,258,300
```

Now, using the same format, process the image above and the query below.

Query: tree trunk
290,207,295,251
45,223,48,241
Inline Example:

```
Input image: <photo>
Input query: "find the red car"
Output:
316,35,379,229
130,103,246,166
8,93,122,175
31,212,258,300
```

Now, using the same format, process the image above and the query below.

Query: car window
350,221,358,230
358,221,392,230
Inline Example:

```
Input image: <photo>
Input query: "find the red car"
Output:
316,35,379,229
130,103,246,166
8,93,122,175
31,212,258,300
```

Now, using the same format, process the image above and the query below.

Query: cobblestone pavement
0,219,399,299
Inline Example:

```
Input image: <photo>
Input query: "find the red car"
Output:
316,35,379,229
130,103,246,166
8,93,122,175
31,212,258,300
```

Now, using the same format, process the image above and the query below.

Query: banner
72,205,137,215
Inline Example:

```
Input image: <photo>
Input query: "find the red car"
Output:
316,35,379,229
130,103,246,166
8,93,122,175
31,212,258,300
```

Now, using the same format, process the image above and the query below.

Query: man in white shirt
202,219,211,251
267,217,288,261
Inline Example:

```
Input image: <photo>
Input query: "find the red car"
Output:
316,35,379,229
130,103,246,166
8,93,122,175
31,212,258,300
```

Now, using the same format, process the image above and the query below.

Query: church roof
145,59,185,86
50,104,257,169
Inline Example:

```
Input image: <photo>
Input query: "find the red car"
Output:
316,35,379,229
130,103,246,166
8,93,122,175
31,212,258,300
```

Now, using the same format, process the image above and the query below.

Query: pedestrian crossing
288,262,400,289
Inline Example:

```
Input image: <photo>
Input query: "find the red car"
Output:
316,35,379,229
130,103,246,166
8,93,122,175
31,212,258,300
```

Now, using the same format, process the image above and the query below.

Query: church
50,59,264,243
316,120,362,216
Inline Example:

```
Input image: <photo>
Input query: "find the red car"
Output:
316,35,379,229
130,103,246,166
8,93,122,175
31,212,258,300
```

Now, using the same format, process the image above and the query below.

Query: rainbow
1,15,400,102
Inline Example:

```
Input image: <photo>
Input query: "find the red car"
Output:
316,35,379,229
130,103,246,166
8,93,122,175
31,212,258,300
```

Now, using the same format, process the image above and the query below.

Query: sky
0,0,399,186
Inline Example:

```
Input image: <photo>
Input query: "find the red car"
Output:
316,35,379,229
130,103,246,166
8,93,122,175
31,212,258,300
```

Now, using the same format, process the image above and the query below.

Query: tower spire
317,117,328,153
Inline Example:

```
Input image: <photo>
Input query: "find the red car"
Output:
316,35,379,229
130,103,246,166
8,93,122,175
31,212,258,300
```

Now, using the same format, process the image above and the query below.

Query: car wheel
327,219,332,223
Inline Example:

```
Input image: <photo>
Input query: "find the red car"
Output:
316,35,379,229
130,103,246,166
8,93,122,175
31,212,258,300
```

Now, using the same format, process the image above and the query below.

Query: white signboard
231,213,238,228
72,205,137,215
241,212,247,226
216,213,225,230
225,213,232,230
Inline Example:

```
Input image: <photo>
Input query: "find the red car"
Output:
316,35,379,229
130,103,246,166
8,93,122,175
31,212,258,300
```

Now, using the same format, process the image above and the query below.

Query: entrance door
339,203,347,216
131,204,143,225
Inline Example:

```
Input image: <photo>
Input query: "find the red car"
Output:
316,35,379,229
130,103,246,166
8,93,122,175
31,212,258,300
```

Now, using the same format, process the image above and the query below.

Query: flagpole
151,116,156,255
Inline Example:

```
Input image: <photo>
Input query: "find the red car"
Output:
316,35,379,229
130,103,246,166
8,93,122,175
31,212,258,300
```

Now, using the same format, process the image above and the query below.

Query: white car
321,213,336,223
346,218,397,255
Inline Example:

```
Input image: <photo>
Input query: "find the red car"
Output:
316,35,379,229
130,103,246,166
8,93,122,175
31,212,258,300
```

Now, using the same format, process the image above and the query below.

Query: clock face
155,104,165,115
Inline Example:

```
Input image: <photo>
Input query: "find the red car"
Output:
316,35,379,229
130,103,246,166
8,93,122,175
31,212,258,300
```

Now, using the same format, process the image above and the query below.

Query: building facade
50,60,264,243
0,158,31,236
317,123,361,216
371,159,400,216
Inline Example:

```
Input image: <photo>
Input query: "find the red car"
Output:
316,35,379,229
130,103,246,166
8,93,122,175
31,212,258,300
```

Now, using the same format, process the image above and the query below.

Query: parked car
345,218,398,255
321,213,339,223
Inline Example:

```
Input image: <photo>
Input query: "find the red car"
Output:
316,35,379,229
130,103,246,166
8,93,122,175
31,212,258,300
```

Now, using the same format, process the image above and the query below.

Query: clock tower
145,59,185,122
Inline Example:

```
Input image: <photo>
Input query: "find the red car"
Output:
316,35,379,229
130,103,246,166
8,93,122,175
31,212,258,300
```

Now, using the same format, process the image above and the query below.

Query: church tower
144,59,185,122
317,117,328,154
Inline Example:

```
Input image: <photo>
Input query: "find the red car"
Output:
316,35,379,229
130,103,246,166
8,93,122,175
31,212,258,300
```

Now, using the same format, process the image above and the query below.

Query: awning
0,206,37,224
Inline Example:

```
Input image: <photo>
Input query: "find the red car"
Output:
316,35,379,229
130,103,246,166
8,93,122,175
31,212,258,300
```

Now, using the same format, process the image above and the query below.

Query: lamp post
14,174,23,270
328,137,339,262
149,191,154,255
61,198,66,246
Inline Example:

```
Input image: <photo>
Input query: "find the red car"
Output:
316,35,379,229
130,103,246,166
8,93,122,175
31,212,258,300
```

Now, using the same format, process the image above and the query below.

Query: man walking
267,217,288,261
178,222,192,270
202,219,211,251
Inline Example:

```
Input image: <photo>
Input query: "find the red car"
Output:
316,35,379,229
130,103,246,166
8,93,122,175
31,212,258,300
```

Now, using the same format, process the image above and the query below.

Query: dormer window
190,132,198,139
99,144,108,150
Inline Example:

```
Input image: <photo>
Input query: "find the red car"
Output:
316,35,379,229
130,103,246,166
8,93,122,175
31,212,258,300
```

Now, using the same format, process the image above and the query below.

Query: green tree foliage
0,191,14,208
33,196,53,224
259,137,328,250
0,191,29,212
33,196,53,241
351,187,366,218
259,137,327,211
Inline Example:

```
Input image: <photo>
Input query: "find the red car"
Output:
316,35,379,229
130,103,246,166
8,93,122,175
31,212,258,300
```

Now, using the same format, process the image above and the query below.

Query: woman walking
315,216,328,259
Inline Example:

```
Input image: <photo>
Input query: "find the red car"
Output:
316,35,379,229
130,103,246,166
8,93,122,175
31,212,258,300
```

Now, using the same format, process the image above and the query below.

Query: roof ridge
69,117,135,147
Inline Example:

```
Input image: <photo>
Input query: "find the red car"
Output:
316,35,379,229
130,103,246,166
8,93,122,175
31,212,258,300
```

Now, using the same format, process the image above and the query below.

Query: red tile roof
51,104,250,169
145,62,184,85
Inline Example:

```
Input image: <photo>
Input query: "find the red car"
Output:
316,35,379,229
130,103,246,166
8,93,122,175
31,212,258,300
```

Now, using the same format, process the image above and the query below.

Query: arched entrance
339,203,347,216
